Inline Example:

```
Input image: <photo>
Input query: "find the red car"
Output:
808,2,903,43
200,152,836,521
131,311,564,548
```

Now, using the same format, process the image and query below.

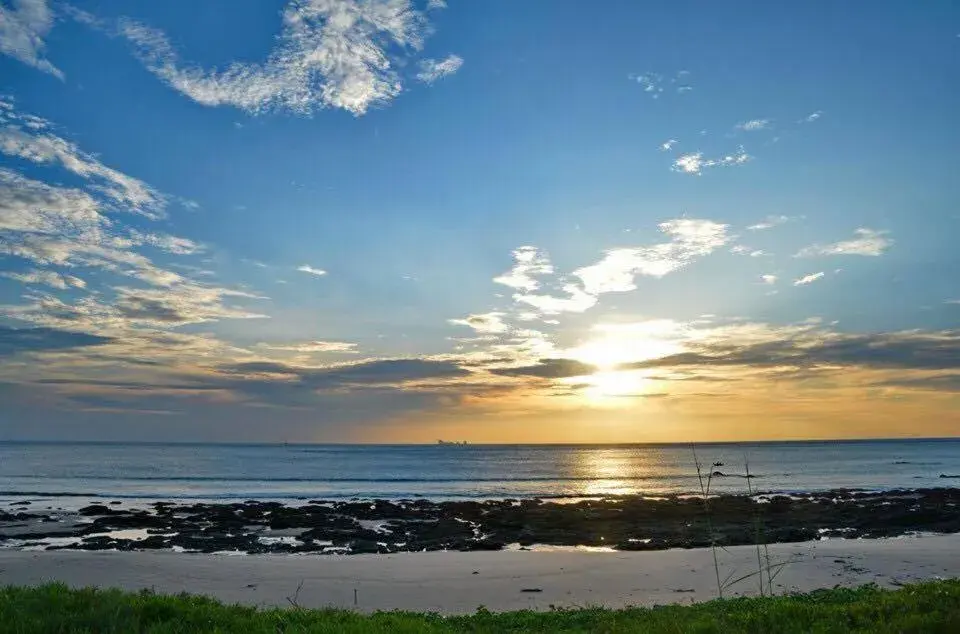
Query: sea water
1,439,957,504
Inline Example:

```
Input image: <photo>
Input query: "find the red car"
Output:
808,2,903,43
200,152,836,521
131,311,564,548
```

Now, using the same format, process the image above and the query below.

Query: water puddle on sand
505,543,617,553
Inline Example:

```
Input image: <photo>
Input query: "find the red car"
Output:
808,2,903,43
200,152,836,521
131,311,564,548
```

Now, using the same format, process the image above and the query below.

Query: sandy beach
2,534,958,614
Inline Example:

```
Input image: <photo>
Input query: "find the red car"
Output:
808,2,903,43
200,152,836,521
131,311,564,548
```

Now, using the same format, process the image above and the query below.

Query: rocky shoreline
2,488,958,555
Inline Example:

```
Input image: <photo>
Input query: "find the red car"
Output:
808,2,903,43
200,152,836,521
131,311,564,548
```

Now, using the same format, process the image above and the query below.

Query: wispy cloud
1,100,267,351
796,228,893,257
493,246,553,292
296,264,327,277
0,101,164,217
801,111,822,123
760,274,778,285
736,119,771,131
0,0,62,78
1,269,85,289
660,139,677,151
257,340,358,354
794,271,825,286
487,219,730,324
574,219,730,295
629,70,692,98
449,312,510,334
416,54,463,84
747,215,793,231
671,147,750,175
107,0,454,116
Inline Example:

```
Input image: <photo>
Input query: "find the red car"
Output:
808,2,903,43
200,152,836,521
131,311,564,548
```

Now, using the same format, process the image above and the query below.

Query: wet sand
1,534,958,614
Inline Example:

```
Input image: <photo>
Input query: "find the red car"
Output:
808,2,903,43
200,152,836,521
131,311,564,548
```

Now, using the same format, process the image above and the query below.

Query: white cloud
630,70,692,98
760,274,777,285
796,228,893,257
802,111,822,123
128,230,203,255
660,139,677,151
1,101,264,344
672,147,750,175
258,340,358,353
632,72,664,97
449,312,510,334
747,215,792,231
514,284,598,315
1,268,85,289
794,272,825,286
114,0,450,116
573,219,730,296
297,264,327,277
0,103,164,217
736,119,770,132
493,246,553,292
0,0,62,78
416,54,463,84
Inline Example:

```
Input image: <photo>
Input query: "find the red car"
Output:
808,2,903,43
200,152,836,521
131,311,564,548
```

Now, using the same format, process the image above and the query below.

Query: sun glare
566,370,657,406
567,320,687,370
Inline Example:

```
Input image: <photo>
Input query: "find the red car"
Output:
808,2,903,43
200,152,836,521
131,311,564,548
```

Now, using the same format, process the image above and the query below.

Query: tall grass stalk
744,454,765,597
691,445,723,599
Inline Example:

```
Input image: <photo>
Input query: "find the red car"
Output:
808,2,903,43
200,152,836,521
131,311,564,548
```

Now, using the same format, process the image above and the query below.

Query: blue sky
0,0,958,442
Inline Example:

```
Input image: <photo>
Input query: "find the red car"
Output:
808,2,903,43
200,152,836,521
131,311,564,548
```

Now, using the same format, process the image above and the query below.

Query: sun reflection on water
573,447,663,497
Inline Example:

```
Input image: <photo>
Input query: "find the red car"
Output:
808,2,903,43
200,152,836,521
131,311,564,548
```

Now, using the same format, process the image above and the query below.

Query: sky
0,0,958,443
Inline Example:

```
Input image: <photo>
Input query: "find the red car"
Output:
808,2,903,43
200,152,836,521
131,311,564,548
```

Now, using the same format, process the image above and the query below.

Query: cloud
110,285,268,326
627,327,960,373
760,274,777,285
1,268,85,289
796,228,893,257
660,139,677,151
573,219,730,295
0,103,165,217
485,220,731,324
802,111,822,123
736,119,771,131
630,71,691,98
493,246,553,292
258,340,358,354
794,272,825,286
297,264,327,277
0,325,112,356
212,358,473,404
0,102,223,305
0,0,62,78
110,0,451,116
449,312,510,334
872,374,960,393
747,215,792,231
514,284,598,315
490,358,597,379
127,230,203,255
672,147,750,175
416,54,462,83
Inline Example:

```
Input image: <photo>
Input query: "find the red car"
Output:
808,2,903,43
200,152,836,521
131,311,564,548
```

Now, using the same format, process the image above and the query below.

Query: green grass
1,580,959,633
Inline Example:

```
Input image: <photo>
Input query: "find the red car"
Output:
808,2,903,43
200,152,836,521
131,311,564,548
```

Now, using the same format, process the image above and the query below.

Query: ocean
1,439,958,504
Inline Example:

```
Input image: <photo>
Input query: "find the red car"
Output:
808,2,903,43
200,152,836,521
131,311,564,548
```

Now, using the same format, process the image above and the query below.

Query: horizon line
1,436,958,447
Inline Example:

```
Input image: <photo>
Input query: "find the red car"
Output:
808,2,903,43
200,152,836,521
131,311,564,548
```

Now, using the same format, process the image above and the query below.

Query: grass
1,581,959,633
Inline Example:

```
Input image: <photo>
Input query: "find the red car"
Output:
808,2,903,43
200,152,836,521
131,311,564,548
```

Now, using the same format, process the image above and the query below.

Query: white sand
1,535,958,614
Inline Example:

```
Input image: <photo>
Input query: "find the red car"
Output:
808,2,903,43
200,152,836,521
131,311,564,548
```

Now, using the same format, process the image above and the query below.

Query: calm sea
1,440,958,503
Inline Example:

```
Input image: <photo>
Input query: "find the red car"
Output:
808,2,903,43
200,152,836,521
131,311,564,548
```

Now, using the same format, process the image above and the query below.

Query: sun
567,370,656,406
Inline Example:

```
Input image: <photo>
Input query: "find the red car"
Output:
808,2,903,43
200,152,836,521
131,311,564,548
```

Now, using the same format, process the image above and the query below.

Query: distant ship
437,440,468,446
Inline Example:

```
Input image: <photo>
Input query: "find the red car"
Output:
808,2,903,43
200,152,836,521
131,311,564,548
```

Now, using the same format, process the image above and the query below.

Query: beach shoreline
2,535,959,614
